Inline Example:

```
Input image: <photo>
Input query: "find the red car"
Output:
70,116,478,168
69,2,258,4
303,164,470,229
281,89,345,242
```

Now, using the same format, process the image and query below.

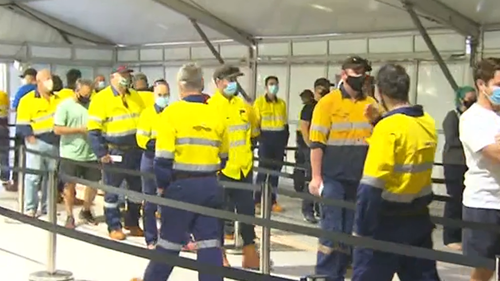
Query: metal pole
29,170,73,281
259,179,272,274
496,255,499,281
17,144,25,214
225,216,243,255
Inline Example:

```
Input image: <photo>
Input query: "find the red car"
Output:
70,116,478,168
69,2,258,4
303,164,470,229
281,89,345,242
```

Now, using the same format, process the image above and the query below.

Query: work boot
125,226,144,237
272,203,283,213
224,233,234,240
79,210,97,225
242,244,260,269
303,213,318,224
109,229,126,240
129,279,142,281
222,249,231,267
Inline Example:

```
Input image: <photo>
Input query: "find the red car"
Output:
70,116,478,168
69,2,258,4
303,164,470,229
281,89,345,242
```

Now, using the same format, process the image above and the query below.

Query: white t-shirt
459,103,500,209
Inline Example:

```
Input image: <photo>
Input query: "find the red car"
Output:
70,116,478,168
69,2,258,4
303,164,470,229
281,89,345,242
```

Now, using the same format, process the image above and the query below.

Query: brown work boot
224,233,234,240
222,249,231,267
126,226,144,237
272,203,283,213
129,278,142,281
242,244,260,269
109,229,126,240
155,211,161,219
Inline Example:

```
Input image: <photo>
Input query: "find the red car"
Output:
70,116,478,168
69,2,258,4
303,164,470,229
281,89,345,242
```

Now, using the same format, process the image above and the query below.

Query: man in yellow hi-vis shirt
352,64,440,281
253,76,289,212
308,56,376,280
16,69,65,217
208,65,260,269
133,63,228,281
134,73,155,107
88,65,145,241
136,79,170,248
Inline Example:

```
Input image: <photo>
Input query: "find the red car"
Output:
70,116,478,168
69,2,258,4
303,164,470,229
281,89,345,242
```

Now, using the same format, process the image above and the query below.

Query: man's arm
461,117,500,163
15,97,34,141
309,99,330,181
53,102,85,135
154,109,176,188
87,95,109,159
354,124,396,237
300,104,314,146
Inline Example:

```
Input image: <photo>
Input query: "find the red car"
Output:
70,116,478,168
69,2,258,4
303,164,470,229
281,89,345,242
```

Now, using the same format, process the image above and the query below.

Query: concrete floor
0,179,472,281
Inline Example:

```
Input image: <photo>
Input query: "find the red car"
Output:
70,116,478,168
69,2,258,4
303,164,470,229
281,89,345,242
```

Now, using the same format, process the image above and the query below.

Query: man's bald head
36,69,53,94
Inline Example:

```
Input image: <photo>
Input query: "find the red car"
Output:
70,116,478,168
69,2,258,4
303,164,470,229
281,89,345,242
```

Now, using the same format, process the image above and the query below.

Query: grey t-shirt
53,98,97,161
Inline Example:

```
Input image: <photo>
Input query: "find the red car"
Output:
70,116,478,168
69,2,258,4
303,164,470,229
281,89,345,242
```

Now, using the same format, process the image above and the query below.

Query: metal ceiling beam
405,3,458,92
402,0,480,38
153,0,255,47
0,0,45,4
4,4,115,45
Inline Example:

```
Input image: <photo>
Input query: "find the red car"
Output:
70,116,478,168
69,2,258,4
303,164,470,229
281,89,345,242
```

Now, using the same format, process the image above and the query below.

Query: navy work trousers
255,140,285,204
143,176,224,281
443,164,467,245
141,153,158,246
103,148,142,232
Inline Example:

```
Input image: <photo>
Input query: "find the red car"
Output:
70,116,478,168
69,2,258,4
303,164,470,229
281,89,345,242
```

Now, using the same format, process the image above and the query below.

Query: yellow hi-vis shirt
354,106,437,236
136,104,163,154
87,86,145,157
155,96,229,175
138,90,155,108
16,90,70,144
0,90,9,122
208,91,259,179
57,88,76,100
253,95,287,132
309,88,377,181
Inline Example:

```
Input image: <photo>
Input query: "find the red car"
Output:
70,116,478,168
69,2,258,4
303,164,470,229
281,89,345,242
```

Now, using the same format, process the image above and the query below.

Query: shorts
463,205,500,270
60,160,102,183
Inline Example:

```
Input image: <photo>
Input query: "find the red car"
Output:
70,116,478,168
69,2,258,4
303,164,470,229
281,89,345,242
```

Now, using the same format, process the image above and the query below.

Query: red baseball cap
112,65,133,74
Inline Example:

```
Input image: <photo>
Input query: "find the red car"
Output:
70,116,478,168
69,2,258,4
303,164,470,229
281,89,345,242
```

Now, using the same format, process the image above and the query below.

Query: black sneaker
65,216,76,229
79,210,97,225
303,213,318,224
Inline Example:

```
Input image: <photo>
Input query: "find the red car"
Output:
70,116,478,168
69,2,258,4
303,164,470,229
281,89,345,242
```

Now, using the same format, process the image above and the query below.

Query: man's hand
157,188,164,196
364,103,381,124
309,177,323,196
100,154,112,163
26,136,36,144
79,127,87,134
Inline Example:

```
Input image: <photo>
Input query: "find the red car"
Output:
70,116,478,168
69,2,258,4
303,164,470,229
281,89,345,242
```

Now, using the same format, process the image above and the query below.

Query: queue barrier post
496,255,500,281
17,144,25,215
29,170,73,281
225,219,243,255
259,177,272,274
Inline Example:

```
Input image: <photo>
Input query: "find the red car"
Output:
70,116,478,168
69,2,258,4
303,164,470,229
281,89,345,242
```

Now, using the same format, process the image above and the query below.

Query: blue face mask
268,85,279,95
155,96,169,108
486,87,500,105
223,82,238,96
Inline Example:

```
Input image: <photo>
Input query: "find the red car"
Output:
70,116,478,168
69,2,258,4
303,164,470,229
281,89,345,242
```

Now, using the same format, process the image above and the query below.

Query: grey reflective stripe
136,129,150,137
261,116,284,121
107,113,140,122
33,128,53,135
195,239,220,249
229,124,249,132
261,126,285,131
156,238,184,250
16,121,30,125
176,138,220,147
230,140,246,147
393,162,433,173
173,162,219,172
331,121,372,130
219,153,228,159
103,202,118,208
360,175,385,189
252,128,260,134
32,114,54,123
151,130,158,138
156,150,174,159
103,129,137,138
382,185,433,203
327,139,367,146
88,116,102,122
310,124,329,134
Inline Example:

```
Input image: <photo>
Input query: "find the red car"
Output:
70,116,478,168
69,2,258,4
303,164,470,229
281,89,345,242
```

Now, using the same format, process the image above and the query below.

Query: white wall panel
74,48,114,61
201,66,217,95
329,39,367,55
258,43,289,57
220,45,247,59
8,63,49,101
256,65,288,98
192,46,218,60
139,66,164,83
414,34,465,52
165,66,180,103
369,36,413,53
139,48,163,61
164,47,190,61
95,67,112,81
31,46,71,59
117,49,139,62
53,65,94,85
0,63,6,93
292,41,327,56
0,44,26,58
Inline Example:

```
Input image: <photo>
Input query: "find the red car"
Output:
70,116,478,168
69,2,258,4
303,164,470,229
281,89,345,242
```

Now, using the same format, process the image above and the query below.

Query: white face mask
43,79,54,92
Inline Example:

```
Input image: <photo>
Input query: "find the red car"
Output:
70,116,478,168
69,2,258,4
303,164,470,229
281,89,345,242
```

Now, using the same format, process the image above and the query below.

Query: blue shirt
12,84,36,110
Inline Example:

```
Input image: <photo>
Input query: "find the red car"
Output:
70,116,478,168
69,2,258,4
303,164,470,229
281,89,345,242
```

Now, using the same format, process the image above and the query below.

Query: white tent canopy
1,0,499,46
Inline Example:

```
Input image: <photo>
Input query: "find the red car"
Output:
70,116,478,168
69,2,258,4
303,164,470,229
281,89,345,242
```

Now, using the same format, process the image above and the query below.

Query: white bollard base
29,270,74,281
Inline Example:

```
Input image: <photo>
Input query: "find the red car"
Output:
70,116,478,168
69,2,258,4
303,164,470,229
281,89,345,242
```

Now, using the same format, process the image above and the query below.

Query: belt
172,171,216,181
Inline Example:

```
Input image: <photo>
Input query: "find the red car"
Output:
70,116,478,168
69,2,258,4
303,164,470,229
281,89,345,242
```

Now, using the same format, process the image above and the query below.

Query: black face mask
77,95,90,105
463,99,476,109
346,76,365,92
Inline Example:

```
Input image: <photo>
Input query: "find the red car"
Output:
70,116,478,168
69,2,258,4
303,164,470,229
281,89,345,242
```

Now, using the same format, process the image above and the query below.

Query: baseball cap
314,78,333,89
341,56,372,72
19,68,37,78
112,65,133,74
213,65,244,80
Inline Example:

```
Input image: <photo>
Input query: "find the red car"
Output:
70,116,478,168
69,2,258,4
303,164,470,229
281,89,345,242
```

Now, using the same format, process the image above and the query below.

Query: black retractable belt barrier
0,206,294,281
22,148,500,234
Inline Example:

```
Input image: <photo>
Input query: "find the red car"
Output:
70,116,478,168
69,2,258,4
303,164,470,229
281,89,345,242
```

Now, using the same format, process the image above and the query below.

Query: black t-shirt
300,101,317,122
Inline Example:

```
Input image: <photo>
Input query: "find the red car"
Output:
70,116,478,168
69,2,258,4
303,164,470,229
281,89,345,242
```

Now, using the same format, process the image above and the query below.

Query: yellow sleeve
362,121,396,184
155,108,176,159
0,91,9,118
281,99,288,124
87,94,105,131
309,97,331,145
16,96,31,126
136,109,151,149
219,120,230,159
247,104,260,138
253,98,262,125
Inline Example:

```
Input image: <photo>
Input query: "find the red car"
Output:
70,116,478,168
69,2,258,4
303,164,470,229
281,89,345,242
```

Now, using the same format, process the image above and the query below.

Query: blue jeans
24,139,58,213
